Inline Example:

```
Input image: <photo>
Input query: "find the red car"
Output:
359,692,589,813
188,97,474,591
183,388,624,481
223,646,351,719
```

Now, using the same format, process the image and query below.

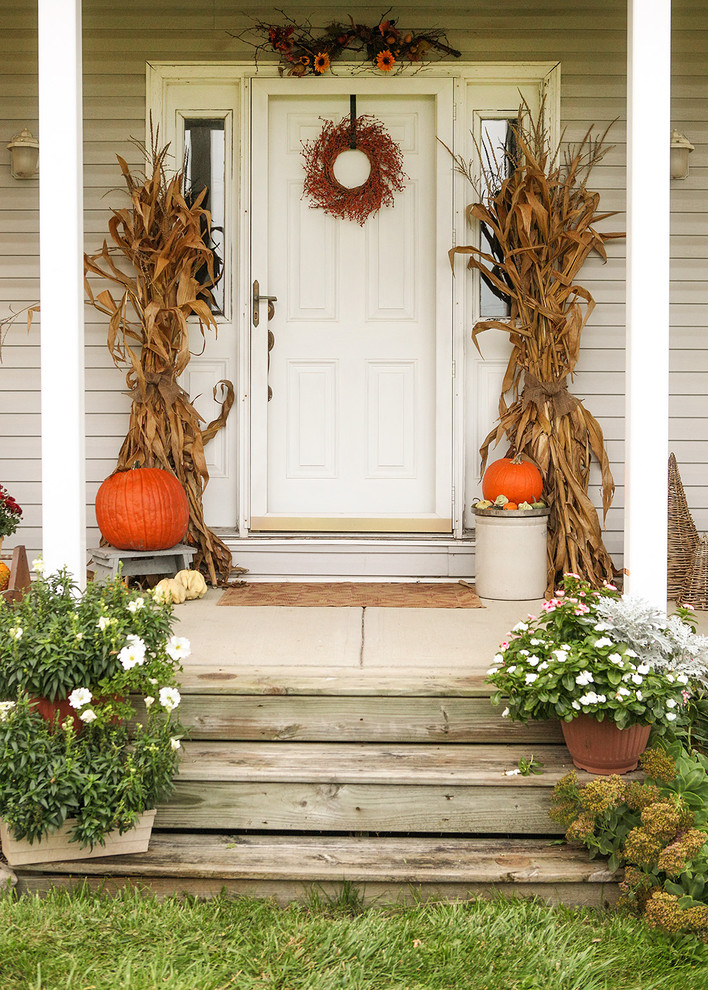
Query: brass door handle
252,280,278,327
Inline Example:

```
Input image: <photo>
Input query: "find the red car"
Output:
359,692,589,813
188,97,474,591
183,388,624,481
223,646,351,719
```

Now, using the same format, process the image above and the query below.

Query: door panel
250,80,454,532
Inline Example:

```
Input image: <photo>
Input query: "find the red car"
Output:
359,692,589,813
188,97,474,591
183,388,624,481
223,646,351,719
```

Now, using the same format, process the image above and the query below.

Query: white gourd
174,569,207,600
154,578,187,605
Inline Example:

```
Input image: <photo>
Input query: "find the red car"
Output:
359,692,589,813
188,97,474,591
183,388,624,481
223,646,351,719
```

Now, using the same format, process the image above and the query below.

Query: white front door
250,78,454,532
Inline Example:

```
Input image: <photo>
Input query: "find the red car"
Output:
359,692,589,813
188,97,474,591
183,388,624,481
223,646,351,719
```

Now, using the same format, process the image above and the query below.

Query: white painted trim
624,0,671,606
38,0,86,580
147,61,560,551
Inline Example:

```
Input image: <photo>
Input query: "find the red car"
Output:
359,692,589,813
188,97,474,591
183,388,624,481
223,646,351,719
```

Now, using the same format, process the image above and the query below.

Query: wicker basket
668,453,699,599
678,535,708,610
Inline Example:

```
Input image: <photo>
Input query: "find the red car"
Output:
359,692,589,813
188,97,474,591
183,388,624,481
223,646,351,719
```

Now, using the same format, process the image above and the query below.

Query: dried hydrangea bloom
624,780,662,812
639,747,677,784
566,812,596,842
624,826,664,869
579,774,627,817
657,829,708,876
640,800,683,843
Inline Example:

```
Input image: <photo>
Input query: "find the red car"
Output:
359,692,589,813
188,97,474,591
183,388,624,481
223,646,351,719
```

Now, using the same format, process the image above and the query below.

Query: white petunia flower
506,666,517,674
594,622,612,632
579,692,599,706
666,674,675,683
159,686,181,712
538,662,549,671
576,671,594,686
31,556,44,574
144,696,155,708
512,621,528,633
624,649,638,658
148,678,158,685
554,649,569,662
525,673,538,685
677,674,689,686
528,656,540,667
666,712,677,722
492,653,504,665
518,650,530,657
127,597,145,613
666,699,678,709
166,636,191,663
617,687,631,698
636,690,643,701
501,707,510,718
170,737,181,751
79,709,97,724
530,639,543,646
637,663,650,675
571,701,581,710
119,641,146,670
594,637,613,649
68,688,92,710
9,627,22,641
97,616,111,631
487,667,500,676
596,695,607,704
0,701,16,722
631,673,643,686
608,653,623,664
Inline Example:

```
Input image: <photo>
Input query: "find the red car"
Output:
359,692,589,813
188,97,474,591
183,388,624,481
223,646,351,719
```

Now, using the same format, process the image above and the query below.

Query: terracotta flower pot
561,714,651,774
29,695,124,733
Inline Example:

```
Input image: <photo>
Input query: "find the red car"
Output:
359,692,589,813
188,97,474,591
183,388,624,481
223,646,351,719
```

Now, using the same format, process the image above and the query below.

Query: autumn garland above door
235,13,461,76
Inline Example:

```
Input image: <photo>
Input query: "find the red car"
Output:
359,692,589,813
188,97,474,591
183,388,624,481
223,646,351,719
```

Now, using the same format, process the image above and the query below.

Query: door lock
252,280,278,327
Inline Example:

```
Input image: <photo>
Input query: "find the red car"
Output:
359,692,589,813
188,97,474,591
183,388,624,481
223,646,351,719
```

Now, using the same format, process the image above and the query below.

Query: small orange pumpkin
0,562,10,591
95,467,189,551
502,502,518,511
482,454,543,505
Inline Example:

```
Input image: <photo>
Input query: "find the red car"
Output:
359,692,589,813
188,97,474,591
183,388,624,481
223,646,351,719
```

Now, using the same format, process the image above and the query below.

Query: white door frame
147,60,560,542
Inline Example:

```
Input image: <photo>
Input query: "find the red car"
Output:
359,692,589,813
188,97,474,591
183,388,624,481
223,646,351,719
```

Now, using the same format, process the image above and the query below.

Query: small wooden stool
88,544,196,582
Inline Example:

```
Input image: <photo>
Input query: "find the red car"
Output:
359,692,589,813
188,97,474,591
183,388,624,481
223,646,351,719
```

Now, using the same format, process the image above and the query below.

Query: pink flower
682,690,691,705
499,641,509,650
555,590,565,598
527,614,537,621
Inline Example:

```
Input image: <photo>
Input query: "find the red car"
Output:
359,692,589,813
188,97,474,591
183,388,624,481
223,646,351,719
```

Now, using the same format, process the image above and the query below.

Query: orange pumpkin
482,454,543,505
502,502,518,511
95,467,189,551
0,562,10,591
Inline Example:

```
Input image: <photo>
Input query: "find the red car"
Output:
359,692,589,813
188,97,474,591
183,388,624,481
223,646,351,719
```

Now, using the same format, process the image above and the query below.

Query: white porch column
624,0,671,606
38,0,86,580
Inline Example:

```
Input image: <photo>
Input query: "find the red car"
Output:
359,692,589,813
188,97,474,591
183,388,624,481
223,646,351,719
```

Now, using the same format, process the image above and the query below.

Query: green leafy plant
487,574,702,730
550,742,708,940
0,568,186,848
517,754,544,776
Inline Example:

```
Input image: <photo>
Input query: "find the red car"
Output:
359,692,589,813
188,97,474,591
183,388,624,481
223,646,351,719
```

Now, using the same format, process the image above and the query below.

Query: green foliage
0,567,174,700
550,741,708,939
1,888,708,990
488,574,692,730
0,570,184,848
517,754,544,776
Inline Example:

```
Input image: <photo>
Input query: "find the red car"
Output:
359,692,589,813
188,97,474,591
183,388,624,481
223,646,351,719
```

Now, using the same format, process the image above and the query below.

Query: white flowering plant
0,569,186,848
487,575,699,732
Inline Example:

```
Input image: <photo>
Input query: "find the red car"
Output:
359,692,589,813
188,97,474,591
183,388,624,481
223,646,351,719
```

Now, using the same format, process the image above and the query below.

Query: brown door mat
217,582,484,608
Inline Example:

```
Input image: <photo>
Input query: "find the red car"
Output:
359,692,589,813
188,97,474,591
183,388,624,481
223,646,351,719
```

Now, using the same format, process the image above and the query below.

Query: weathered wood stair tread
176,742,583,785
179,667,493,696
16,834,616,884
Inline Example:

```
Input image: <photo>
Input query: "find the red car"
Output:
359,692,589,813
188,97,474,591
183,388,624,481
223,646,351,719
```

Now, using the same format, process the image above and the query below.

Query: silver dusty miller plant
593,595,708,687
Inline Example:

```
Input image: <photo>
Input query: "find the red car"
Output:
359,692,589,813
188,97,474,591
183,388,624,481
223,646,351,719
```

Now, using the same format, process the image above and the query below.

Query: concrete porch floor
171,589,708,683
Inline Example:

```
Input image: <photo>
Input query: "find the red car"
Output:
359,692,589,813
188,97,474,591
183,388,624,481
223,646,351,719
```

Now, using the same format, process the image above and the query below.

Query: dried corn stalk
450,103,625,592
84,140,234,585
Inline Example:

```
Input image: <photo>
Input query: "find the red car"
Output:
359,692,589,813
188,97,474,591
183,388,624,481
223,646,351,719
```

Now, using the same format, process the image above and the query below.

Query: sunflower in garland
376,50,396,72
314,52,331,74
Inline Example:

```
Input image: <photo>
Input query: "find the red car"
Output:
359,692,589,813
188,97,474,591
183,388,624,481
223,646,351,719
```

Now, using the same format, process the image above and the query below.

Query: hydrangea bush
551,742,708,940
487,575,699,731
0,567,187,848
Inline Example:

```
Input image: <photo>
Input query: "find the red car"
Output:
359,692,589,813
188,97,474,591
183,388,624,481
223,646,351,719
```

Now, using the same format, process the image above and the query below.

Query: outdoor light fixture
670,129,694,180
7,127,39,179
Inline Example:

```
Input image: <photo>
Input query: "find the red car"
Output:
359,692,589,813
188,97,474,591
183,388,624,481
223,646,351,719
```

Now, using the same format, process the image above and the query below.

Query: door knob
252,280,278,327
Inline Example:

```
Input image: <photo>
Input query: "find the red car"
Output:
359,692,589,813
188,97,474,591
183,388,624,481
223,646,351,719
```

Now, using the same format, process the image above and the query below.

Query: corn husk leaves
450,103,625,593
84,141,234,586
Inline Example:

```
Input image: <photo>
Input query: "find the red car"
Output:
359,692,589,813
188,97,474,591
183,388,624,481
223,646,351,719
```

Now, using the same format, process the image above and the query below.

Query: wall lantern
7,128,39,179
670,129,694,180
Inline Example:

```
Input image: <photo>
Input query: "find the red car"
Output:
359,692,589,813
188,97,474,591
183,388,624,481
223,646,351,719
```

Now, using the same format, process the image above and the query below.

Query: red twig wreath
302,114,407,225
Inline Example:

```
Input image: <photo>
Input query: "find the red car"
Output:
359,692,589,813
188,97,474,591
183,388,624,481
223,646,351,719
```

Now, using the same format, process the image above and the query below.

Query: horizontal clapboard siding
0,0,706,565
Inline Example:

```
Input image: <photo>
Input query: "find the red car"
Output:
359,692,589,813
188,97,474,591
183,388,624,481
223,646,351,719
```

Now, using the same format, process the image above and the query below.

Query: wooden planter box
0,810,156,866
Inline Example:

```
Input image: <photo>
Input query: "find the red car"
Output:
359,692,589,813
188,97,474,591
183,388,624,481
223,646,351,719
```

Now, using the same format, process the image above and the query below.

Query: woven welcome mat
217,582,484,608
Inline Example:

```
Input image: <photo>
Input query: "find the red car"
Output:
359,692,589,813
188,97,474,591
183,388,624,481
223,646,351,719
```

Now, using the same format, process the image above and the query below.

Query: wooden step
171,694,563,744
13,834,620,908
157,743,614,834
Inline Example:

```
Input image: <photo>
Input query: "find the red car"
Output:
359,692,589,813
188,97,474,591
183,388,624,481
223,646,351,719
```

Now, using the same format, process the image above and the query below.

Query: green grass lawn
1,886,707,990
